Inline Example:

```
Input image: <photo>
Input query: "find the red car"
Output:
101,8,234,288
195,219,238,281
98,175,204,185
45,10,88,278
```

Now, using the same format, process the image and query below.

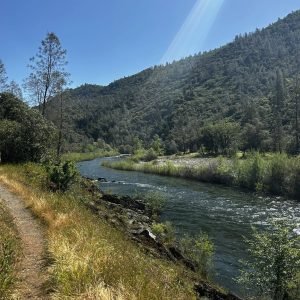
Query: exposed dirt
0,184,49,299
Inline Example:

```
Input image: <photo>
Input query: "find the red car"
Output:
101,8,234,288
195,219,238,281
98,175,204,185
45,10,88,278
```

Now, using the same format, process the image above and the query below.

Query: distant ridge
46,10,300,152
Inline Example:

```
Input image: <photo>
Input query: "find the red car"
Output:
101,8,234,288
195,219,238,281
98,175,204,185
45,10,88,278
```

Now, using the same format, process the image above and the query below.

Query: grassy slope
0,201,20,299
0,164,197,299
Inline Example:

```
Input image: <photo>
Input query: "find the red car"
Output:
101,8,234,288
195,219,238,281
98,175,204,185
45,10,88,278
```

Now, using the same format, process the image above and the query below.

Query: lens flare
161,0,224,64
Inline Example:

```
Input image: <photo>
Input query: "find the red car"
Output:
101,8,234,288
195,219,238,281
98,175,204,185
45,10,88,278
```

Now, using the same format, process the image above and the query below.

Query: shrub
285,157,300,200
144,191,166,217
151,221,175,245
0,93,56,163
142,148,158,162
47,161,78,192
236,152,265,190
237,221,300,300
179,233,214,279
265,153,288,195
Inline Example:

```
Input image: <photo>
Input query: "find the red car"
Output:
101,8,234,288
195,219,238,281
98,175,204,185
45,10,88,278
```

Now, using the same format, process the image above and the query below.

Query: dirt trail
0,184,49,299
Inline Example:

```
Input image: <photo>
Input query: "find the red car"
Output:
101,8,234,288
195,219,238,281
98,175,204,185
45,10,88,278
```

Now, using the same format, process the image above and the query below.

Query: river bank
0,163,242,299
62,149,119,162
78,157,300,296
82,177,242,300
102,152,300,200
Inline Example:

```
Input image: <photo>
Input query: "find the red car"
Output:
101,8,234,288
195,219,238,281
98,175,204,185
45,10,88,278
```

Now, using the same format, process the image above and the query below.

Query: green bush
151,221,175,245
0,93,56,163
290,162,300,199
179,233,214,280
141,148,158,162
236,152,265,190
144,191,166,217
47,161,78,192
237,221,300,300
266,153,288,195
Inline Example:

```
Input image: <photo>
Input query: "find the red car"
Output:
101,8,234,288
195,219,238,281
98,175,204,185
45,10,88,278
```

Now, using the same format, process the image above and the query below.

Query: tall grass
0,202,20,299
62,149,118,162
103,153,300,200
0,164,197,299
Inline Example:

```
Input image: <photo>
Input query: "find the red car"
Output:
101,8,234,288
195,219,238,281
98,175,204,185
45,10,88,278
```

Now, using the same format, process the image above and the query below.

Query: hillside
46,10,300,153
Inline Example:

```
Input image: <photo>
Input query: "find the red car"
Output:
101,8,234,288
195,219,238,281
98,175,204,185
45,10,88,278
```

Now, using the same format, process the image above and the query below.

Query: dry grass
0,201,20,299
0,164,196,300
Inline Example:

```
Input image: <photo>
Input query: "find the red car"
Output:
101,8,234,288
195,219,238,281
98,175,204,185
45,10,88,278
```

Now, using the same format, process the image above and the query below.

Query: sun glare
160,0,225,64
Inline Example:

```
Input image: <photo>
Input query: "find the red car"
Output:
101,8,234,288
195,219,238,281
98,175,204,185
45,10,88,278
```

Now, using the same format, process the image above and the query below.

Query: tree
271,70,285,152
0,93,56,162
6,80,23,99
54,77,69,159
0,60,7,92
292,76,300,154
151,134,164,155
238,221,300,300
200,121,240,155
24,32,68,116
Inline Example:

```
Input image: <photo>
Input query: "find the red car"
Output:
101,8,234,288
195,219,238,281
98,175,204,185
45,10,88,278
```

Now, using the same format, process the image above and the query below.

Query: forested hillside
47,10,300,154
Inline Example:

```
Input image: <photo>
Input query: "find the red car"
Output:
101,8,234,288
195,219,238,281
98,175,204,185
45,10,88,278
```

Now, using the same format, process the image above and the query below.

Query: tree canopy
24,32,68,116
44,11,300,154
0,93,56,163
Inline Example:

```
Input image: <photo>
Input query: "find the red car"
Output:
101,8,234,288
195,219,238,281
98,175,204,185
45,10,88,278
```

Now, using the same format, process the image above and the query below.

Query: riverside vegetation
0,10,300,299
0,163,204,299
102,152,300,200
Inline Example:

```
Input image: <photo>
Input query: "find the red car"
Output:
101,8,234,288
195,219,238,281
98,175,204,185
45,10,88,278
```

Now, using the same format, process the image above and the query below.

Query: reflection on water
78,157,300,296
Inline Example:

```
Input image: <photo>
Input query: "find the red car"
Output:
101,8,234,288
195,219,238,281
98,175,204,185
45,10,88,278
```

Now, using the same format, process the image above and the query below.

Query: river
77,157,300,296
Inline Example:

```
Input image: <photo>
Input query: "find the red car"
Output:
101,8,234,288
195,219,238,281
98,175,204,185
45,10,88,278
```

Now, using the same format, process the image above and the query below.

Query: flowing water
78,157,300,296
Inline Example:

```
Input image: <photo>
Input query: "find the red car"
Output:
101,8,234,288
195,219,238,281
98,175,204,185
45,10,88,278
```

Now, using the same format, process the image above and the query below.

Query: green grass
0,164,198,299
103,153,300,200
0,202,20,299
62,149,119,162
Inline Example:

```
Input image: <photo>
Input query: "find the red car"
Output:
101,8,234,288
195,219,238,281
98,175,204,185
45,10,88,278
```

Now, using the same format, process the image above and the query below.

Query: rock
194,283,243,300
98,177,108,182
102,194,146,212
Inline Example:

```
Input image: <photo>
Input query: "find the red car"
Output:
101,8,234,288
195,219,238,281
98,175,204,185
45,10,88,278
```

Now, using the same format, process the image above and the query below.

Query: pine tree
0,60,8,92
271,70,285,152
24,32,69,116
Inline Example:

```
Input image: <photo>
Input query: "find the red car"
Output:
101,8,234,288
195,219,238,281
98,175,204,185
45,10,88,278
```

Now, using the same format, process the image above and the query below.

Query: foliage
104,153,300,200
62,149,118,162
0,59,8,92
0,164,197,299
265,153,288,195
179,233,214,280
141,148,158,162
237,221,300,300
0,93,56,163
151,135,165,155
6,80,23,99
143,191,166,217
24,32,69,115
236,152,265,190
151,221,175,245
45,11,300,154
46,161,78,192
201,121,240,155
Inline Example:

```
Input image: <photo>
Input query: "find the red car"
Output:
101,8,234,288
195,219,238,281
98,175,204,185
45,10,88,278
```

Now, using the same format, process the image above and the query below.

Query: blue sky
1,0,299,87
